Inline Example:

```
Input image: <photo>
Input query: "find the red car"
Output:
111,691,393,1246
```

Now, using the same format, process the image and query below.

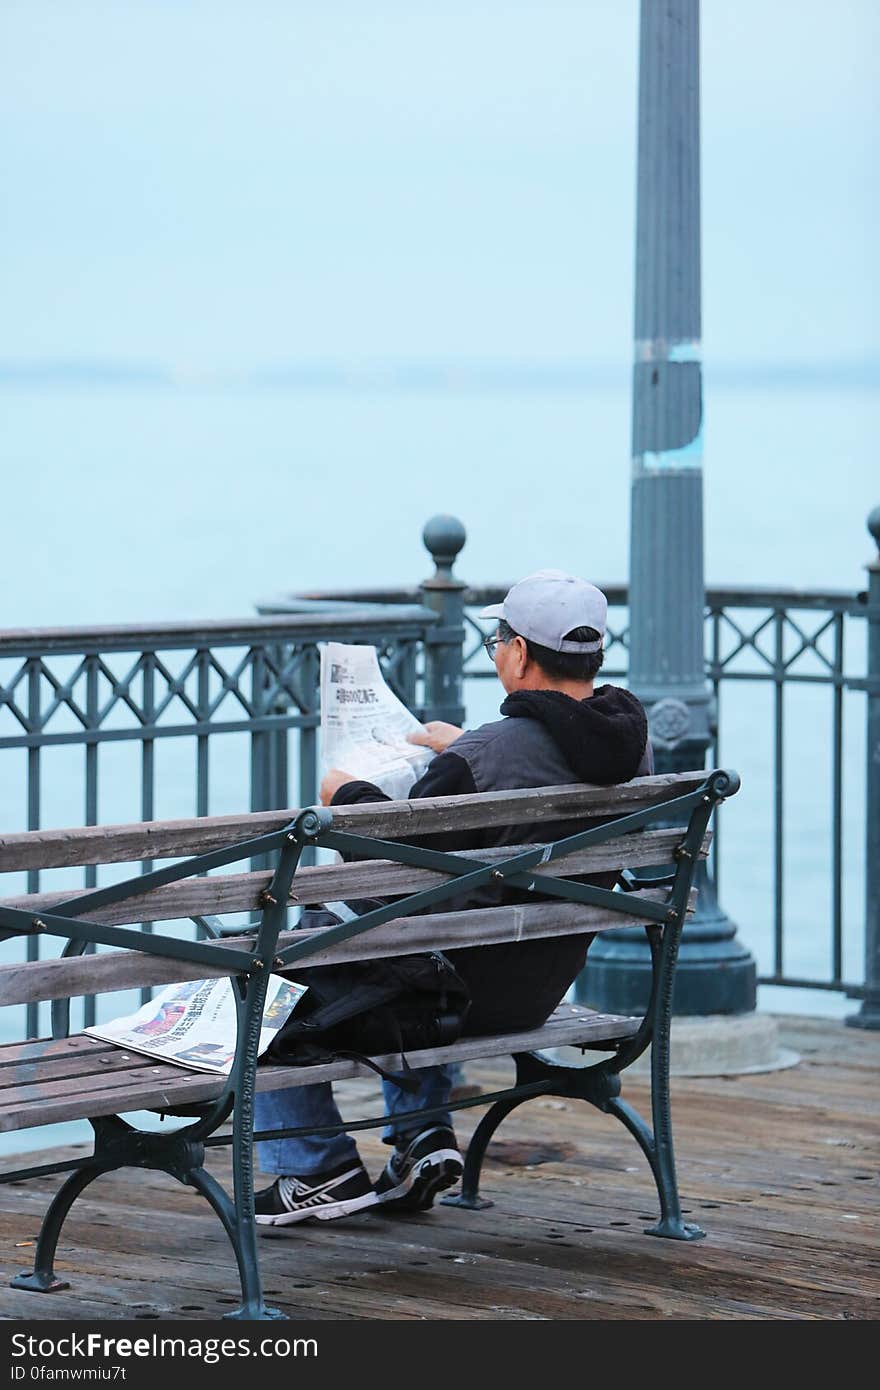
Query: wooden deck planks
0,1016,876,1321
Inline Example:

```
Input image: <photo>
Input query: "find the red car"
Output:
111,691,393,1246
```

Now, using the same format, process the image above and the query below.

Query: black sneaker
374,1126,463,1212
254,1160,377,1226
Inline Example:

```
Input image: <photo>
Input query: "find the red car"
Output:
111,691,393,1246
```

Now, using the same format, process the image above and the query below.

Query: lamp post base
577,933,756,1016
577,879,757,1017
845,1000,880,1031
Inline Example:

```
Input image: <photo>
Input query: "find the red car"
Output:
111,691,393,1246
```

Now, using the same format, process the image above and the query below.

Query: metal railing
457,584,867,998
270,515,878,1015
2,510,878,1029
0,608,439,1037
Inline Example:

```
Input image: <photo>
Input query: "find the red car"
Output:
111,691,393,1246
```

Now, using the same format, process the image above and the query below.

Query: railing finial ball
423,515,466,575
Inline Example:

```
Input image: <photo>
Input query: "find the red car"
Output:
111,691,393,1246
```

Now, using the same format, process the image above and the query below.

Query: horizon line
0,356,877,391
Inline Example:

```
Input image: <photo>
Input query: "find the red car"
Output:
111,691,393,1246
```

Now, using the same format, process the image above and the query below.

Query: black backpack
265,910,471,1091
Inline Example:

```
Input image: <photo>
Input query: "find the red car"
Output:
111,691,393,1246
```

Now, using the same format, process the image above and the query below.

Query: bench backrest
0,771,732,1020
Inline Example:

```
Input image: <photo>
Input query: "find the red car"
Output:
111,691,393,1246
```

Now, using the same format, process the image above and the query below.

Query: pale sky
2,0,877,370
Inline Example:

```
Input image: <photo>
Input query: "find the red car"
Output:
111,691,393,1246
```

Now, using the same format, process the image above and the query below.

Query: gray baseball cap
479,569,607,653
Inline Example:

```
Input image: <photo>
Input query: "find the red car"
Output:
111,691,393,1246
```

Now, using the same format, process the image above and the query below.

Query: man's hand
407,721,464,754
320,769,356,805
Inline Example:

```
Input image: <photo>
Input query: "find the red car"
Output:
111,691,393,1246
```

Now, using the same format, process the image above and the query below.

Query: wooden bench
0,768,739,1320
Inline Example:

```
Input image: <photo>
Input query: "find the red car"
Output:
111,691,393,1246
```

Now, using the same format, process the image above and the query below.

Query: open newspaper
320,642,433,801
84,974,307,1075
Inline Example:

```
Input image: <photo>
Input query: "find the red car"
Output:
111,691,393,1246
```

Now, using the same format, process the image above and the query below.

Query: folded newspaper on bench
320,641,433,801
84,974,308,1075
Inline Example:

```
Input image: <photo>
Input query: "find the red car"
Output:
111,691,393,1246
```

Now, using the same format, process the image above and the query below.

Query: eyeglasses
482,634,503,662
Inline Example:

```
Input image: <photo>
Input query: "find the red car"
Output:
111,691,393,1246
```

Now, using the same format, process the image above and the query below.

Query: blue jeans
254,1064,454,1177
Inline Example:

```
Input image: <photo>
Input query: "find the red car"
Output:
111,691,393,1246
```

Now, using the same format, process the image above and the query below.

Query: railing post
295,644,320,812
420,516,467,726
848,506,880,1029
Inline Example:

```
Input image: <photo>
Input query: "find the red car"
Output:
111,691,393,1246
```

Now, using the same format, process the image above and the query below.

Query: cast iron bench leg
643,1010,705,1241
213,1011,284,1321
185,1166,282,1321
441,1095,522,1211
11,1158,118,1294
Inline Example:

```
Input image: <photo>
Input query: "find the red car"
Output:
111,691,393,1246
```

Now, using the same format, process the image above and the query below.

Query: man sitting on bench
254,570,653,1226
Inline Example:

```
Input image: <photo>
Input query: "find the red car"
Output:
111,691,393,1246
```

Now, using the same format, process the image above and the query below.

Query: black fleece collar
499,684,648,786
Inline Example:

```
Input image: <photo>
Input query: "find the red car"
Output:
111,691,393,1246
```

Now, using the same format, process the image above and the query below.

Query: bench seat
0,1002,639,1132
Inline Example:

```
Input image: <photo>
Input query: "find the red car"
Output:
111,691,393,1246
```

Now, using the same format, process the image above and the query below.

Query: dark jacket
332,684,653,1035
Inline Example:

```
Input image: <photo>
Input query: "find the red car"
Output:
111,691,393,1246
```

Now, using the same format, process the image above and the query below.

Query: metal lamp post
582,0,757,1015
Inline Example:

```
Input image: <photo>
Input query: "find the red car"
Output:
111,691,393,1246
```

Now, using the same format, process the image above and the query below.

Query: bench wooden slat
0,1058,189,1116
0,889,689,1006
0,1034,119,1067
0,1061,209,1130
0,773,705,871
2,1051,143,1087
0,1003,639,1132
0,1046,174,1094
0,826,704,928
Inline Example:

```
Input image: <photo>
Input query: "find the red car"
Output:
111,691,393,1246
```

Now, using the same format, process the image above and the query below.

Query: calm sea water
4,375,877,625
1,374,876,1154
